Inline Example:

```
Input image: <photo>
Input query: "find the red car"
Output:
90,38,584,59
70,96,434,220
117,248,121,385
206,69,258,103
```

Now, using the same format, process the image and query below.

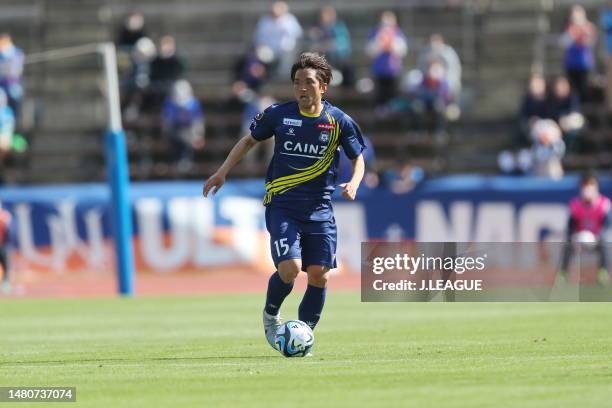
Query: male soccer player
0,200,11,293
560,171,611,285
203,52,365,350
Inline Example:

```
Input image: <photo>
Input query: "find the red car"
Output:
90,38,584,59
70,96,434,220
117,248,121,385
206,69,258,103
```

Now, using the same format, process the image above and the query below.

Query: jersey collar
298,100,329,118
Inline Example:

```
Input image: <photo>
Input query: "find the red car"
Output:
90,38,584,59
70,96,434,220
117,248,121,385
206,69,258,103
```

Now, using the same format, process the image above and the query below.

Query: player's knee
306,265,330,287
278,259,301,283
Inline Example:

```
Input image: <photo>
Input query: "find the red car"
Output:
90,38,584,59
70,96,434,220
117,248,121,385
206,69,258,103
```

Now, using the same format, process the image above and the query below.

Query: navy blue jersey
249,100,365,210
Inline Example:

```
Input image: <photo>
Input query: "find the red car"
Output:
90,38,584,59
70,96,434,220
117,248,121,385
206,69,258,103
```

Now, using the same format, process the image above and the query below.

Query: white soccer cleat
262,310,282,350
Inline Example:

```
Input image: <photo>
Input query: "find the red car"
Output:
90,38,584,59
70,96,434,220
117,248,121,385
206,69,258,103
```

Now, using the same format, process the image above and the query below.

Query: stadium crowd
0,2,611,184
111,2,468,186
0,32,24,182
499,4,611,179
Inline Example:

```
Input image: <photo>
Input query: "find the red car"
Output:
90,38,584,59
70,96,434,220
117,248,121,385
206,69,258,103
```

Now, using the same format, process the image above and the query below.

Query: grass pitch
1,293,611,407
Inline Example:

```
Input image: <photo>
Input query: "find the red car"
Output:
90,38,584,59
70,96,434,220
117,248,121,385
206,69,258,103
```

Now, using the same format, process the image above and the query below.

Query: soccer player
560,171,611,285
0,200,11,294
203,52,365,350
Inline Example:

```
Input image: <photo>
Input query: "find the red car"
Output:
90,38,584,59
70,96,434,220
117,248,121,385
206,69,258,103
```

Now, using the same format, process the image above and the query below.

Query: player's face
293,68,327,109
581,180,599,202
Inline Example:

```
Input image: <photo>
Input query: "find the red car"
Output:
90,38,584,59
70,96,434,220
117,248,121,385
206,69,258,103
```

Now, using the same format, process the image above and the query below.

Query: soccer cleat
262,310,282,350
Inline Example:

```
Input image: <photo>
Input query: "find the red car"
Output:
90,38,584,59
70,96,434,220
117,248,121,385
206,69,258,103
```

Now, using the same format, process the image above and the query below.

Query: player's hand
339,182,358,200
203,172,226,197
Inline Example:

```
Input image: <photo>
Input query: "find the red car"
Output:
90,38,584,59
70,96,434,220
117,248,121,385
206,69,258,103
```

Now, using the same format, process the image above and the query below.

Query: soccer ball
275,320,314,357
572,230,598,251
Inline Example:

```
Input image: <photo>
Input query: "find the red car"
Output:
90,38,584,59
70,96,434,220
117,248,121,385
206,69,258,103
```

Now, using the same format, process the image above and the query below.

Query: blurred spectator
162,80,205,173
0,33,24,122
309,6,354,88
548,75,584,152
122,37,156,121
412,62,452,133
417,34,462,99
253,1,303,77
0,89,15,161
382,161,425,194
497,149,533,176
129,37,156,90
366,11,408,105
560,171,611,285
117,11,147,50
601,1,612,112
233,47,268,92
560,5,596,102
518,74,549,146
0,200,11,294
530,118,565,180
150,36,186,94
147,36,186,111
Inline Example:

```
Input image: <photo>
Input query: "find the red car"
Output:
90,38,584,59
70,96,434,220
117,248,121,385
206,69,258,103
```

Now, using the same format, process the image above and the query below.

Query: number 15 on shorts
274,238,289,257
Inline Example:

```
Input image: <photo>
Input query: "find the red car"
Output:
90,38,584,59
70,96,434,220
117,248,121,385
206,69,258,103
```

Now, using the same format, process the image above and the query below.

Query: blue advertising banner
0,175,610,274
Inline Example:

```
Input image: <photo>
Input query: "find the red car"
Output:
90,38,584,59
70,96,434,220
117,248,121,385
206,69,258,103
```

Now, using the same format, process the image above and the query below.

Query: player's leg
0,244,10,293
265,259,300,316
559,242,574,283
263,258,301,350
263,207,302,349
299,264,330,330
299,219,337,330
596,240,610,285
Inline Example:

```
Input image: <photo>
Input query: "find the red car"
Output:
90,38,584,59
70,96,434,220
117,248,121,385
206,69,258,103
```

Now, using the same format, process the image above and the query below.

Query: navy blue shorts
265,206,337,272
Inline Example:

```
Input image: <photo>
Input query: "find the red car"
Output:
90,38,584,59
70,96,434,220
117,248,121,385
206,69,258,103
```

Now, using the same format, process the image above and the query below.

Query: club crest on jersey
319,131,330,143
283,118,302,127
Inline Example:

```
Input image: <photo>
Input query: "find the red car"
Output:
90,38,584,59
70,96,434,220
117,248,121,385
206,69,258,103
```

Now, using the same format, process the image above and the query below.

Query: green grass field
1,293,611,407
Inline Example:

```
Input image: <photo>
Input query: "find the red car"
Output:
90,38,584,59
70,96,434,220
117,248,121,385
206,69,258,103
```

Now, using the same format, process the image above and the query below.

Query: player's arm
340,153,365,201
202,135,259,197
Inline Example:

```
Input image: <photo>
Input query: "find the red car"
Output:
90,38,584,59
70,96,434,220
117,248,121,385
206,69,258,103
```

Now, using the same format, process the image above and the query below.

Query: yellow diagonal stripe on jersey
265,113,337,187
262,113,340,204
266,113,338,188
267,114,339,190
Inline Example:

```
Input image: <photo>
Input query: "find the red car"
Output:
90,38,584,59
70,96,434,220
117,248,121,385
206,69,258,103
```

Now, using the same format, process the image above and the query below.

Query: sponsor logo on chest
283,141,328,156
283,118,302,127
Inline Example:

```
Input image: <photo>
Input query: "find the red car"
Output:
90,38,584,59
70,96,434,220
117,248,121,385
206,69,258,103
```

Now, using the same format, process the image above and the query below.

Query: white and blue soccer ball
275,320,314,357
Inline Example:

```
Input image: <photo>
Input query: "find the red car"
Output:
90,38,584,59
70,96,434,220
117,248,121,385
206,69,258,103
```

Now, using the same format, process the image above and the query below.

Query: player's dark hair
580,170,598,185
290,52,332,85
